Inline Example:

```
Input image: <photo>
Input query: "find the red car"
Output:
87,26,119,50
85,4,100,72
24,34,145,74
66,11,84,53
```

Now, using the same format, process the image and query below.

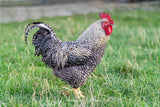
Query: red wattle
103,25,113,36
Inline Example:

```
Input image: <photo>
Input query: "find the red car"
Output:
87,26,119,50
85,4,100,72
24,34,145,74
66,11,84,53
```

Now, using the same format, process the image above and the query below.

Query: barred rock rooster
25,12,114,98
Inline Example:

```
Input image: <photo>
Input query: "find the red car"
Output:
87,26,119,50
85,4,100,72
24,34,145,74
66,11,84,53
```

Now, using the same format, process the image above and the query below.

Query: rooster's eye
103,22,109,26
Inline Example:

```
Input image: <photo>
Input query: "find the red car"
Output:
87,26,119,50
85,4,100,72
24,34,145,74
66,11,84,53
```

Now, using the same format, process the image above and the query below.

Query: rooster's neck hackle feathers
76,20,109,48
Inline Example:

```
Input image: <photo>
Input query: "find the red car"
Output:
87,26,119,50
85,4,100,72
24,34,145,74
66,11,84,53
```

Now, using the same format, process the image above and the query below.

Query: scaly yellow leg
77,88,85,98
72,88,80,99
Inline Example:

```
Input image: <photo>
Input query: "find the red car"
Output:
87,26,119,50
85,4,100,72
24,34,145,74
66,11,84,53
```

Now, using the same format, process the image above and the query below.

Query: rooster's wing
55,42,91,69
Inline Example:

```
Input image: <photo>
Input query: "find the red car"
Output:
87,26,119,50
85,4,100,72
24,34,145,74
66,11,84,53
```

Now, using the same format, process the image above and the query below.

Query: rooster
25,12,114,98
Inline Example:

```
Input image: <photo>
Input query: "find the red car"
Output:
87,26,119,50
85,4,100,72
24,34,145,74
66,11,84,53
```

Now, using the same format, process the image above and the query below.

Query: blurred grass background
0,3,160,107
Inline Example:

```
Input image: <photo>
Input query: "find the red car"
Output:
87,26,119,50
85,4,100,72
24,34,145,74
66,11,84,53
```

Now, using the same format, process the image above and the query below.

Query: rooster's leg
72,88,80,99
77,88,85,98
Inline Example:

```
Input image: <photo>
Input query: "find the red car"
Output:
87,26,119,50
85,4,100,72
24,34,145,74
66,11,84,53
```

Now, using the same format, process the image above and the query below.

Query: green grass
0,9,160,106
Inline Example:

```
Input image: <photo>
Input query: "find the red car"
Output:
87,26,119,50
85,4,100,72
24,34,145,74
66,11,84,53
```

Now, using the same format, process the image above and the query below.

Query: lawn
0,7,160,106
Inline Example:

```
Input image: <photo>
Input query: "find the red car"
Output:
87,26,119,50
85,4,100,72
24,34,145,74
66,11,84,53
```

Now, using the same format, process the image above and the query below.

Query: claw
72,88,85,99
77,88,85,98
72,88,80,99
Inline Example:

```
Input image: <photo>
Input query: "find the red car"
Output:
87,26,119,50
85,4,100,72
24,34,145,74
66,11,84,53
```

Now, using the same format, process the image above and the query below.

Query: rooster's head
99,12,114,36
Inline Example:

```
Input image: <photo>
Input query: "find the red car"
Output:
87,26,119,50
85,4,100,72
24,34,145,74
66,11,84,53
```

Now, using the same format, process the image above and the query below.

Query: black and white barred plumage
25,19,110,88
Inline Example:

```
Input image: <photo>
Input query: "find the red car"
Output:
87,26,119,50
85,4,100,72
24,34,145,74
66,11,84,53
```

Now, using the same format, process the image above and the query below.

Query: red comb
99,12,111,20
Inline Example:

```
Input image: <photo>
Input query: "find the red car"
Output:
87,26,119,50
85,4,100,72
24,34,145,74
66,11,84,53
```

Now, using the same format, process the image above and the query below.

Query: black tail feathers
33,22,43,24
